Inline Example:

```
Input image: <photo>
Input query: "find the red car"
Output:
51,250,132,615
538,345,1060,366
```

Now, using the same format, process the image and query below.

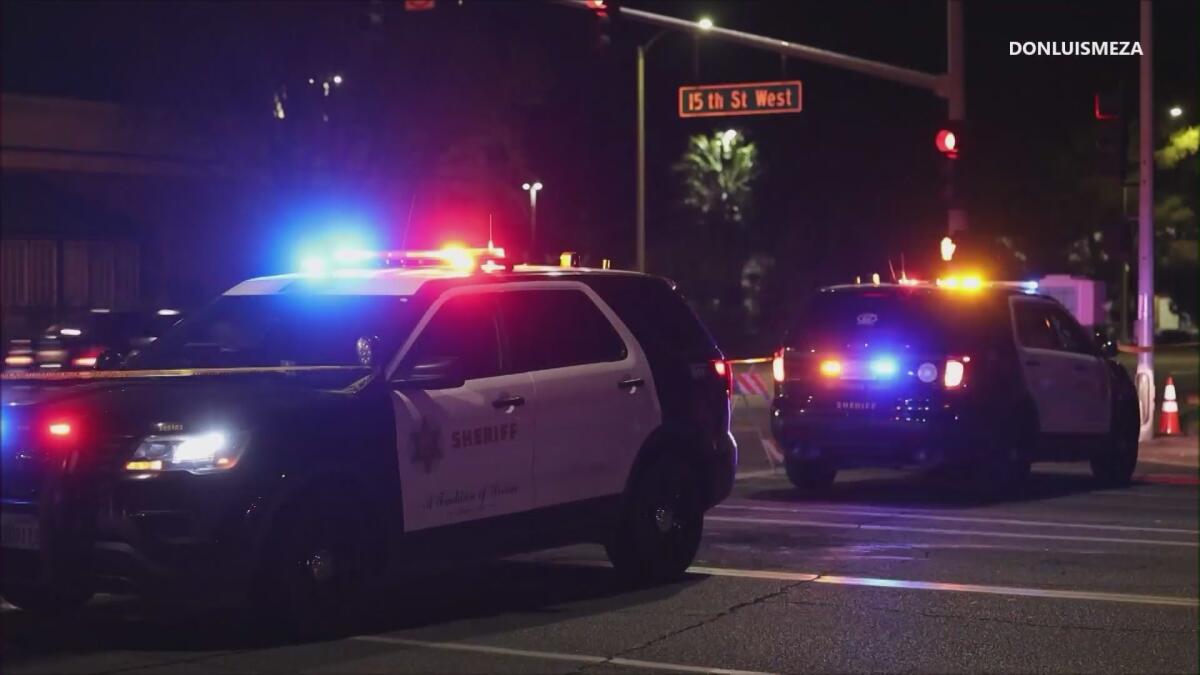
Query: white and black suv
771,283,1139,491
0,252,736,631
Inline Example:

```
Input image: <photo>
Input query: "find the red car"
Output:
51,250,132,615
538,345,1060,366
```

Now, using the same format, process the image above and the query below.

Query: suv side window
405,292,501,380
585,277,718,359
1013,301,1058,350
499,289,627,372
1048,307,1095,356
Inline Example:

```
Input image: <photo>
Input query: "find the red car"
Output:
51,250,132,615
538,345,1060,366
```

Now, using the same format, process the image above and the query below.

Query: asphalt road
4,451,1198,675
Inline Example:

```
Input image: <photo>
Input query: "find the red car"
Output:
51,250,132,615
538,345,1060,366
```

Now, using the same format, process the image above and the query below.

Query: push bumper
2,472,266,605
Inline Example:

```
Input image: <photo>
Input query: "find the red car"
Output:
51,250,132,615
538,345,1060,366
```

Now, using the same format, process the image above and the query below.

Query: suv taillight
944,357,968,388
772,349,785,383
713,359,732,396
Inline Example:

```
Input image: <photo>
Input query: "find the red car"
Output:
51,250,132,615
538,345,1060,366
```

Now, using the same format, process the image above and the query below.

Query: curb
1139,436,1199,469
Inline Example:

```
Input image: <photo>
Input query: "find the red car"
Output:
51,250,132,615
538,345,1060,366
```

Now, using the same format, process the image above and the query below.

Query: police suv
0,247,736,629
770,280,1139,491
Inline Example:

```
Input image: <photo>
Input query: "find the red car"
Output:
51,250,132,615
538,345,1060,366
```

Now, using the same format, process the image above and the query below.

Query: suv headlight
126,431,247,474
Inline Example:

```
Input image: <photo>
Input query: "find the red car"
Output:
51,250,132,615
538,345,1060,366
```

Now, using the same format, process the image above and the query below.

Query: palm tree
672,130,762,350
675,129,759,226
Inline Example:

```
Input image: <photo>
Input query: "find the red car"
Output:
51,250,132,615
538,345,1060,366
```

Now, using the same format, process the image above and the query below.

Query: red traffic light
935,129,958,158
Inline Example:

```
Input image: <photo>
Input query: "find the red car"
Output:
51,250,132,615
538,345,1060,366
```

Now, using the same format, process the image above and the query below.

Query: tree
675,130,759,227
1154,124,1199,325
672,130,764,353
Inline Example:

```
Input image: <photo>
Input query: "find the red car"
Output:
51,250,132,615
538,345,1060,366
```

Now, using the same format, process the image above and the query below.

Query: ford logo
856,313,879,326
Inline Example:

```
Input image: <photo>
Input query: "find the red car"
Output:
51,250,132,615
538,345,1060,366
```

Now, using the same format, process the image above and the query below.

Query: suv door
497,284,660,508
389,290,535,531
1045,306,1111,434
1010,297,1106,435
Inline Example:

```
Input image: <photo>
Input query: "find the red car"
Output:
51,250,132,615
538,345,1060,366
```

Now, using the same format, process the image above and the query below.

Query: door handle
1024,360,1041,367
617,377,644,391
1071,364,1088,372
492,395,525,410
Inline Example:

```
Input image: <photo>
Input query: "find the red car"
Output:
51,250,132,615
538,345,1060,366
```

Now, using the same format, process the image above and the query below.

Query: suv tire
255,492,367,638
1092,398,1139,487
970,407,1036,497
784,457,837,490
606,453,703,585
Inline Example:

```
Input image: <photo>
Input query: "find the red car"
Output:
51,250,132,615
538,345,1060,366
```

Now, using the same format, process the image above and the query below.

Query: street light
635,17,714,273
522,181,543,259
1169,105,1183,118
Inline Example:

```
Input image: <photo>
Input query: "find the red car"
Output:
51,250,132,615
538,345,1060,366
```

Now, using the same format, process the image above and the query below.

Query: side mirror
391,357,465,390
95,349,126,370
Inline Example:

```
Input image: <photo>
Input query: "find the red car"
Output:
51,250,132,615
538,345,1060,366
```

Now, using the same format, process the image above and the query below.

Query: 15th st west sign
678,80,803,118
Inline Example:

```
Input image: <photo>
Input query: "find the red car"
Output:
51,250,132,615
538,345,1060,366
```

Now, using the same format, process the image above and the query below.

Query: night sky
2,0,1196,284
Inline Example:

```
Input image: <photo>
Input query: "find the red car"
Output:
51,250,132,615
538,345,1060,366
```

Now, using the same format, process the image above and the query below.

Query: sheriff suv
770,281,1138,491
0,248,735,631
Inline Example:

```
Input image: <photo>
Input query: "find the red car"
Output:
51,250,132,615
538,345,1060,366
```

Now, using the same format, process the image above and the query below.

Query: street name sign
678,81,803,118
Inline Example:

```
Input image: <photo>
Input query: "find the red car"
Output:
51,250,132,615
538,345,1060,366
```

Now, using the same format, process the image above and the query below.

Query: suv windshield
125,293,415,370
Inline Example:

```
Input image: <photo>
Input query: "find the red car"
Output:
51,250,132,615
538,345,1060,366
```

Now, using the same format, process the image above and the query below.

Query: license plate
1,513,40,550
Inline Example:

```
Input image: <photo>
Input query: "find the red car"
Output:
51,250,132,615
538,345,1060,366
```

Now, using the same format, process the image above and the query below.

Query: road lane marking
687,565,1199,607
736,469,781,481
706,515,1200,548
350,635,774,675
716,503,1200,535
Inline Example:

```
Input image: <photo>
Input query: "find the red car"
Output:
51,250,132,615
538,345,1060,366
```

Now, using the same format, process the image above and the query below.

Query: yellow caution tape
1,365,367,382
727,357,772,365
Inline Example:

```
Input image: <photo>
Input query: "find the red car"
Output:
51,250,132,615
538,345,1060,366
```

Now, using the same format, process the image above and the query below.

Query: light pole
522,181,543,260
1135,0,1155,440
637,20,707,273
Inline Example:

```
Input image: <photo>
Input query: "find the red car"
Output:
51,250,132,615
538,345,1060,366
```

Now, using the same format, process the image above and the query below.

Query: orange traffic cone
1158,376,1181,436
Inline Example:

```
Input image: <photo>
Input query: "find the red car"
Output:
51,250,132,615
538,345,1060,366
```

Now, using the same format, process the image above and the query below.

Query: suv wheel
1092,399,1139,486
784,457,837,490
606,454,703,585
256,494,366,638
970,408,1036,497
2,584,92,615
969,456,1031,497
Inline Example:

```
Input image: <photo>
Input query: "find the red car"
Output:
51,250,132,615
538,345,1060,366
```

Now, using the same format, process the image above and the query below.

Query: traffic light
940,236,956,262
935,126,960,159
587,0,619,48
935,122,966,230
1093,87,1128,180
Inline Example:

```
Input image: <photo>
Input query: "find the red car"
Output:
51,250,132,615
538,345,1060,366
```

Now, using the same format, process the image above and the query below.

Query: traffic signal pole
1136,0,1155,440
563,0,964,264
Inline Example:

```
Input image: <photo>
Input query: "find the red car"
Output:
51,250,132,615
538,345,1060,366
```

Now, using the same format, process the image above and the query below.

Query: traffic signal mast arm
558,0,953,99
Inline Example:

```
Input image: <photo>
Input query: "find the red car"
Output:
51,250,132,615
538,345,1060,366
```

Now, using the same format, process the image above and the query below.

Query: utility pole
1136,0,1155,440
636,44,646,273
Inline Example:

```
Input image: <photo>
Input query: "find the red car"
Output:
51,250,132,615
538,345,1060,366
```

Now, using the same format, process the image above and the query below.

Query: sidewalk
1139,435,1199,469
